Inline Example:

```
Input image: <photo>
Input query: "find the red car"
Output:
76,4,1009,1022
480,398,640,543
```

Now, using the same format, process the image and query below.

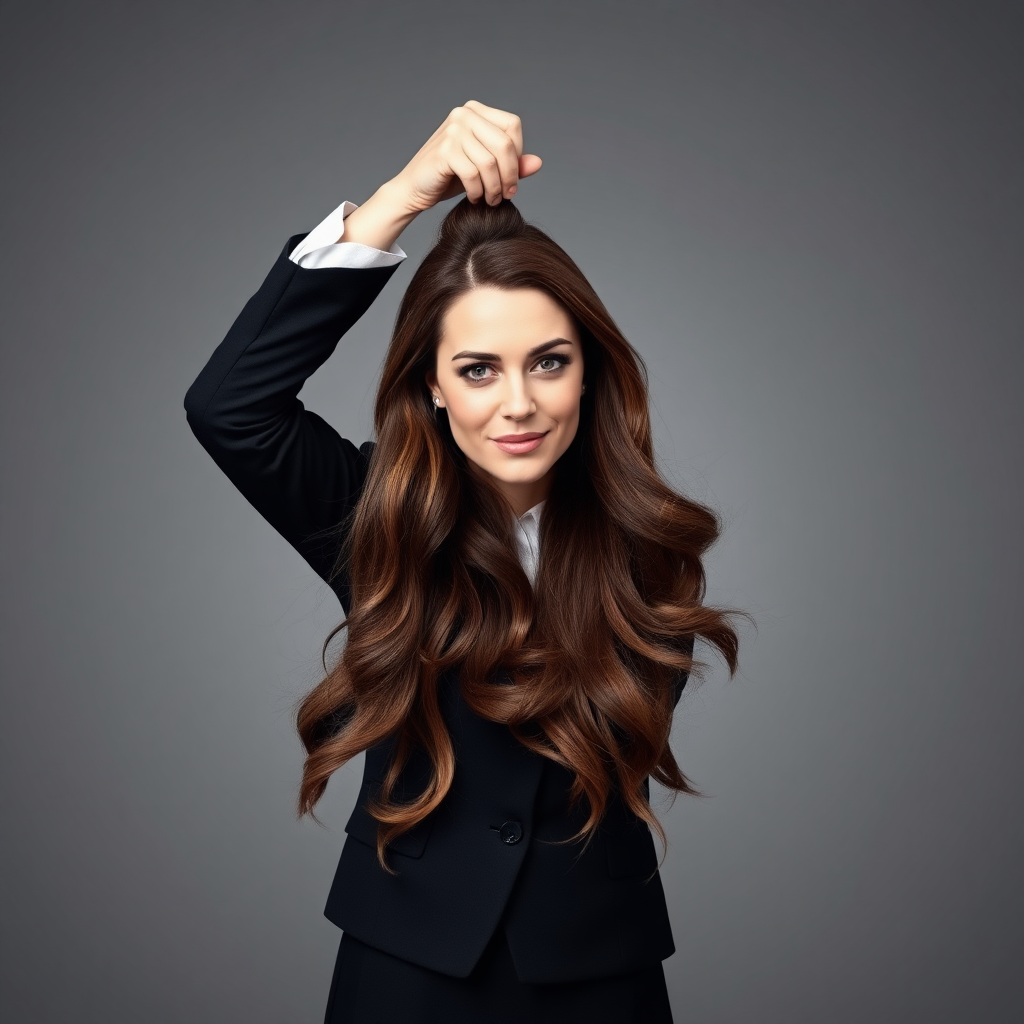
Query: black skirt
323,923,674,1024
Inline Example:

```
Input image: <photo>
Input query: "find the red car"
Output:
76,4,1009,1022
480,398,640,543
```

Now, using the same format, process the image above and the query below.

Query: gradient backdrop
2,1,1021,1021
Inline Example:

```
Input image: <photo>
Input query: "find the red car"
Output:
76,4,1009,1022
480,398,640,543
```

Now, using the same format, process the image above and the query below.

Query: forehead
438,287,578,353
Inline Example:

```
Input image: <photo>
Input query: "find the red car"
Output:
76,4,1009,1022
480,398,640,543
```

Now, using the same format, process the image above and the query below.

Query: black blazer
184,233,692,984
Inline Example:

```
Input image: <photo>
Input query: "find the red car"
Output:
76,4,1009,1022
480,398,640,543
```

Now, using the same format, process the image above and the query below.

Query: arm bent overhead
183,201,406,602
185,103,542,604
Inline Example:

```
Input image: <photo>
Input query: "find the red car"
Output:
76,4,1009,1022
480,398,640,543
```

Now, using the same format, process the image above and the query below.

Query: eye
458,363,494,381
536,354,571,373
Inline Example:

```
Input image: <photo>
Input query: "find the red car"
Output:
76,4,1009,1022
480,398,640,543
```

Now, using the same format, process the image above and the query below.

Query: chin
489,459,554,480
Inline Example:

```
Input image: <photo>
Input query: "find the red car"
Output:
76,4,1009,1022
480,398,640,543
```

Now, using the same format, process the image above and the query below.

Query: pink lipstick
491,431,548,454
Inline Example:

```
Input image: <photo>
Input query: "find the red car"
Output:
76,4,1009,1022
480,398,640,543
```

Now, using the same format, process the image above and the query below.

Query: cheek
561,406,582,446
445,392,491,434
554,386,583,423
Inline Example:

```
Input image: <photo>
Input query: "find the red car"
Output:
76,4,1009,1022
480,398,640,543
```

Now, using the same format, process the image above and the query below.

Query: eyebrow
449,338,575,362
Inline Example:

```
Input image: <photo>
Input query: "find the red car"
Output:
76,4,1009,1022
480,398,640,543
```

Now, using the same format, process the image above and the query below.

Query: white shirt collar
512,500,545,586
518,499,546,524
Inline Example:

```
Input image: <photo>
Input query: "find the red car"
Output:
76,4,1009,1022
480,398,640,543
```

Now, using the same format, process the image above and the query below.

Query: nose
500,372,536,420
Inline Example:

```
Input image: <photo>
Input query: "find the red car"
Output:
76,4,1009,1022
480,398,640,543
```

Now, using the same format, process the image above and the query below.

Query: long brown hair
297,197,743,869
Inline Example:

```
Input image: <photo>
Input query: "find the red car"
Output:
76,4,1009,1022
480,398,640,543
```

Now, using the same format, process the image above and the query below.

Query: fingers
428,102,540,206
458,132,512,205
451,102,530,204
446,144,489,204
462,100,524,157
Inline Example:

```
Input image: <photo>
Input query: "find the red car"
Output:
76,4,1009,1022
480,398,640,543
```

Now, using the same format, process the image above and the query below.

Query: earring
581,384,587,394
432,395,441,406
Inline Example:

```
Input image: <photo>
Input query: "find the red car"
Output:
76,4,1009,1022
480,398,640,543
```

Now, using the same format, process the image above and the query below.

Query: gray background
2,1,1021,1021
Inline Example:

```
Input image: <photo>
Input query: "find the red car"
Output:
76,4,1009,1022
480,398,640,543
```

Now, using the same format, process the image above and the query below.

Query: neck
473,465,553,518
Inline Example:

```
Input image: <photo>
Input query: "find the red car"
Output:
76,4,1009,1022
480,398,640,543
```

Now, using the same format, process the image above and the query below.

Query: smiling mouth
491,431,549,453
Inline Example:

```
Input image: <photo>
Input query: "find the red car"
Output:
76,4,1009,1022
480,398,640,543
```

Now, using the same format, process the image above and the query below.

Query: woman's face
426,286,585,517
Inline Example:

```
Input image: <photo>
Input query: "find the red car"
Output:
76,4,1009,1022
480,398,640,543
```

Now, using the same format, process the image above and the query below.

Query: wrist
376,175,425,220
342,180,419,251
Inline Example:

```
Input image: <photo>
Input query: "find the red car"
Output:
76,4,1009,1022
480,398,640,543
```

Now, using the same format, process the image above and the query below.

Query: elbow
183,376,220,451
183,383,206,441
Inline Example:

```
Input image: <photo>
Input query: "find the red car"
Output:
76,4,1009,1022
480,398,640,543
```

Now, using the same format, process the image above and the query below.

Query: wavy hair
296,197,743,870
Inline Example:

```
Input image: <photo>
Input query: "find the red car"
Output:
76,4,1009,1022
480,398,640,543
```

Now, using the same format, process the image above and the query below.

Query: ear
424,368,444,407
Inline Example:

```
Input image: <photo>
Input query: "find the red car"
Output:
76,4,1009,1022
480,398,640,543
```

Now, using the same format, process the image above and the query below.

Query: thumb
518,154,543,179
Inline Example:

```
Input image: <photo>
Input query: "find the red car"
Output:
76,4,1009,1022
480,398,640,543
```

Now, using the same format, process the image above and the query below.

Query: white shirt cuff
288,200,408,269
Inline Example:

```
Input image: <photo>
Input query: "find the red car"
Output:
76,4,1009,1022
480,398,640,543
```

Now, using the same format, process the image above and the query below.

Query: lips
491,431,548,454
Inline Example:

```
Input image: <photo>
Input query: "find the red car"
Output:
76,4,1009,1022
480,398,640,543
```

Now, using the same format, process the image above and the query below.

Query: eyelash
457,354,573,382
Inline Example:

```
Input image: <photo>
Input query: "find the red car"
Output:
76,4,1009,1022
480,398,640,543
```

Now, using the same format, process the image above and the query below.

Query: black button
498,820,523,845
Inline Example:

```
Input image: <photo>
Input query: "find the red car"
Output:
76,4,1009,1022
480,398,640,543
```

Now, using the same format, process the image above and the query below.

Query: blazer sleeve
183,232,401,610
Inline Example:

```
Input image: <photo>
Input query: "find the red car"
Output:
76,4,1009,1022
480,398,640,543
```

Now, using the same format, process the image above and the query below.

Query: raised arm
184,101,542,610
183,227,404,607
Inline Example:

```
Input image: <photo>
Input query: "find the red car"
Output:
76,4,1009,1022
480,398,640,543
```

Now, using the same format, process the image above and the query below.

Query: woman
185,101,741,1023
